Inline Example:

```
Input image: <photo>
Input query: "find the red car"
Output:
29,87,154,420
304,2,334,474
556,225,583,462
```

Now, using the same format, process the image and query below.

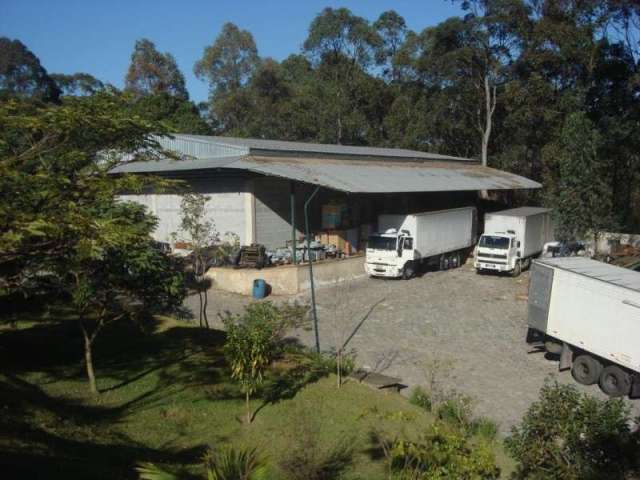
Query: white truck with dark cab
526,257,640,398
365,207,477,279
475,207,553,276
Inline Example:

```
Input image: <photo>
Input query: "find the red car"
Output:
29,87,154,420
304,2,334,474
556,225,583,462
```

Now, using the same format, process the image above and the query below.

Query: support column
290,181,296,263
244,180,256,245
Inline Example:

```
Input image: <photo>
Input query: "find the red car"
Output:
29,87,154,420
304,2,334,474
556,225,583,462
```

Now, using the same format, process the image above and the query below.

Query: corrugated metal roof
487,207,551,217
232,156,539,192
112,134,541,192
175,134,473,162
154,135,247,158
111,155,244,173
537,257,640,293
112,154,540,192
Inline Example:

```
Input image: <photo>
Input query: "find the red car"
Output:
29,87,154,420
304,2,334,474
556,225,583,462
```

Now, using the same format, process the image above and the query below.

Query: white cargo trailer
365,207,477,279
475,207,553,276
527,257,640,398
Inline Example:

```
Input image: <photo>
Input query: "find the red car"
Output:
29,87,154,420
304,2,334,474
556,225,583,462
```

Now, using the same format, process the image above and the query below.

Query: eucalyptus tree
542,112,615,243
51,72,105,96
373,10,409,82
125,38,188,99
303,7,383,144
194,22,260,132
0,37,60,102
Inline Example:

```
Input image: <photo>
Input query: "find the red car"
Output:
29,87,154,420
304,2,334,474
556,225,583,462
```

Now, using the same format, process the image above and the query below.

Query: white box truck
526,257,640,398
475,207,553,276
365,207,477,279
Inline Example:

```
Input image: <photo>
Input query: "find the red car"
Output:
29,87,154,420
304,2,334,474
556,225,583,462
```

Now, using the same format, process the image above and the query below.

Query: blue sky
1,1,464,102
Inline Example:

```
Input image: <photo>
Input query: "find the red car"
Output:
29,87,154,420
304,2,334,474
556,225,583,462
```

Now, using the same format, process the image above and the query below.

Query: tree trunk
245,391,251,424
81,324,98,394
480,75,496,199
337,349,342,388
202,284,210,329
197,290,203,328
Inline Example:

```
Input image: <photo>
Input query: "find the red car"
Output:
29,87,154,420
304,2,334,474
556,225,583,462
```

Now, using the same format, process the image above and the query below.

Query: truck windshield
367,236,397,251
479,235,510,249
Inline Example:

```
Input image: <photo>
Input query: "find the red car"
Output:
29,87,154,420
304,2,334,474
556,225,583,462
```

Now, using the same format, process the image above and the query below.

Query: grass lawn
0,311,514,479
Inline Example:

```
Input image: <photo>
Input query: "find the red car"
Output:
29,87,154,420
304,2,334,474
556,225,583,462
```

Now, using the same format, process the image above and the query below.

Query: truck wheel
571,354,602,385
451,251,460,268
599,365,632,397
402,262,415,280
511,261,522,277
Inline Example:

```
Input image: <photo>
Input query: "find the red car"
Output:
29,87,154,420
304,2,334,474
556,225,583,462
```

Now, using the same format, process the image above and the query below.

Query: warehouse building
114,134,540,252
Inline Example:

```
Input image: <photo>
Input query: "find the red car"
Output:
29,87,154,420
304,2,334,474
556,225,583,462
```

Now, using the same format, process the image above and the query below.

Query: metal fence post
304,186,321,353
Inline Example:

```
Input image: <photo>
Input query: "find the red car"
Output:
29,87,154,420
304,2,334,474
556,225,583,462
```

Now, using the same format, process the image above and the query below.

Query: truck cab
365,229,415,279
475,231,523,275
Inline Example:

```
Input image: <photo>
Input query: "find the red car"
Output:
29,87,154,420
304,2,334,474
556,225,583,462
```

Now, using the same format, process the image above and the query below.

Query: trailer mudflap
631,374,640,399
559,343,572,371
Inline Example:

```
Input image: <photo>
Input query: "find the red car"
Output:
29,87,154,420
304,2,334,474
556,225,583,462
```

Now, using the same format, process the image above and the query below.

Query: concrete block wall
120,176,247,244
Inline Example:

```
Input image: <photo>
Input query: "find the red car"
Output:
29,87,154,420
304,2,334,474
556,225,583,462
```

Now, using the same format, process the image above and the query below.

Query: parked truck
474,207,553,276
526,257,640,398
365,207,477,279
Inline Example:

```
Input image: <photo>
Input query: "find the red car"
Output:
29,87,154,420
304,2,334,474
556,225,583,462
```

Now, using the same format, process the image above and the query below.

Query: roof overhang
112,154,540,193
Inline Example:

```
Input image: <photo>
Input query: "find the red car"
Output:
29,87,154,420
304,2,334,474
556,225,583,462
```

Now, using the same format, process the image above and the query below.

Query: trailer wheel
511,261,522,277
599,365,632,397
451,251,461,268
544,340,563,355
402,262,415,280
571,354,602,385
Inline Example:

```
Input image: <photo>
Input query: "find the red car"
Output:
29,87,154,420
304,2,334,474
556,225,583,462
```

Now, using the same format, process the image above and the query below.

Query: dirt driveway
186,262,639,434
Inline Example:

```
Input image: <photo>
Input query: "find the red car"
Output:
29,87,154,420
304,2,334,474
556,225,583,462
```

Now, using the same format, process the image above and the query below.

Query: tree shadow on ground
0,373,208,480
0,311,234,479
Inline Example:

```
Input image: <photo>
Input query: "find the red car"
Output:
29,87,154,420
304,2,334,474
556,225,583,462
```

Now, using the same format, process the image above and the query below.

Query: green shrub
506,381,640,480
409,386,432,412
436,393,474,431
137,447,269,480
382,423,500,479
203,446,269,480
471,417,498,442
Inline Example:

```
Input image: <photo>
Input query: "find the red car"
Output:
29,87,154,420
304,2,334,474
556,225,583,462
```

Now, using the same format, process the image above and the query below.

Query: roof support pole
304,185,321,354
290,181,296,264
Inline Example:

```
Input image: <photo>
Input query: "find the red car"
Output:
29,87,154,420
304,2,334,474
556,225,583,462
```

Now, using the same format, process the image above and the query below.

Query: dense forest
1,0,639,237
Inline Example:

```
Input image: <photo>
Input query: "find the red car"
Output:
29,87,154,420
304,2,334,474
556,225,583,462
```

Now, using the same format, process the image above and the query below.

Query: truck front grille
478,253,507,259
480,259,507,265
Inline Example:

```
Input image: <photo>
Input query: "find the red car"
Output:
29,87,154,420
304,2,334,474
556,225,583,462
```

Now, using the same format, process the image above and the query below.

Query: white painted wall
120,178,247,244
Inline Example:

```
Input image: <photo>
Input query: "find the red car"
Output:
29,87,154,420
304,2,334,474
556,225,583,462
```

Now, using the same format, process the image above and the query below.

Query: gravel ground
185,261,639,434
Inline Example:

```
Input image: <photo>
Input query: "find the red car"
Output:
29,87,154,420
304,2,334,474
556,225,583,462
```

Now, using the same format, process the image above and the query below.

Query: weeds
408,386,432,412
279,407,354,480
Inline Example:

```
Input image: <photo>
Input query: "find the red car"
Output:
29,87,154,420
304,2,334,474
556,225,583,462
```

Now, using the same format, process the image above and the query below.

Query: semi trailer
526,257,640,398
365,207,477,279
475,207,553,276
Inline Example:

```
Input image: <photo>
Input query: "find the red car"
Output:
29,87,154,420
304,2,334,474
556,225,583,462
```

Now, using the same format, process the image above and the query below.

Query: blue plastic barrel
252,279,267,299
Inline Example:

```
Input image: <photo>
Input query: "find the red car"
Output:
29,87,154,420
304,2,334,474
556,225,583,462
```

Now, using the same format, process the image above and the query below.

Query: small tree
176,192,218,328
223,303,279,424
70,203,185,394
327,280,359,388
0,94,185,394
506,382,640,480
